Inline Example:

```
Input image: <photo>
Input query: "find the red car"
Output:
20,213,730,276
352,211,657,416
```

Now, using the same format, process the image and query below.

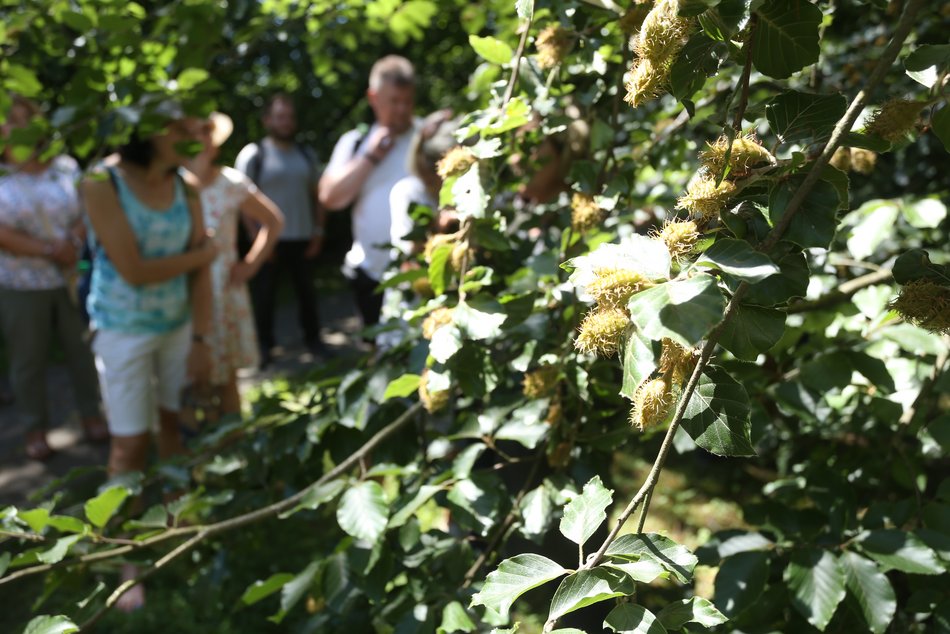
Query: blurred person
319,55,419,332
81,108,216,611
235,94,328,366
0,95,107,461
188,112,284,415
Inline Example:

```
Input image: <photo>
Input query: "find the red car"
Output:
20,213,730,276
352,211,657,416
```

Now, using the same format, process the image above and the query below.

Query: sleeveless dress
200,166,260,383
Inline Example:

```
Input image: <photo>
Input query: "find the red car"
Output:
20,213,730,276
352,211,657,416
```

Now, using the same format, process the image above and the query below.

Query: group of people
0,55,432,466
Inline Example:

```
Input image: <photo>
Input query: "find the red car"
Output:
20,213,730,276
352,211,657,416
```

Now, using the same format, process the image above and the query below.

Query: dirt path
0,289,364,507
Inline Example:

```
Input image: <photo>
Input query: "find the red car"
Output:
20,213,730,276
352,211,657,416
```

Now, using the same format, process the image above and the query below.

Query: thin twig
502,9,534,108
636,487,653,534
732,15,757,131
786,268,894,313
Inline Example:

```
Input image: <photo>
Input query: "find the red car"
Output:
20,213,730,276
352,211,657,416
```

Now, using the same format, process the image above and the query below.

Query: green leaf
603,559,668,584
383,373,422,401
336,481,389,543
176,68,210,90
620,329,659,400
605,533,698,584
4,64,43,97
36,535,82,565
713,551,770,617
905,44,950,72
856,530,945,575
270,560,319,624
470,553,568,618
628,276,725,348
669,36,719,101
752,0,821,79
278,480,346,519
0,552,10,578
428,243,453,296
515,0,534,19
453,298,507,341
742,250,809,306
932,106,950,153
240,573,295,606
681,367,754,457
766,91,847,145
604,604,668,633
469,35,514,65
559,475,614,547
18,508,51,533
769,177,842,249
695,239,780,282
519,485,553,541
22,615,79,634
548,568,634,623
901,197,946,230
452,163,489,219
84,486,129,528
439,600,476,634
845,200,900,260
389,484,444,528
718,304,785,361
430,324,463,363
840,551,897,634
656,597,728,630
784,548,846,631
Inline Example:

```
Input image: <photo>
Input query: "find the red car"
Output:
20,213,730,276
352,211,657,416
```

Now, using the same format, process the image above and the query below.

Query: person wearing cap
235,93,328,366
187,113,284,416
319,55,419,333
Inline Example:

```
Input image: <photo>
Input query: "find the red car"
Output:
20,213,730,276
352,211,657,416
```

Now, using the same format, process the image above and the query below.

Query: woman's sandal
25,433,54,461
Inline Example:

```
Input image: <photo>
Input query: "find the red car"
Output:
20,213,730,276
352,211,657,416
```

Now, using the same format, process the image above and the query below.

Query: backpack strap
247,142,265,185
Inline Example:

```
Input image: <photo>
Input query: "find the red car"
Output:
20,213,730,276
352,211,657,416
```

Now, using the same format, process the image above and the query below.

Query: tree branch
786,268,894,313
502,8,534,108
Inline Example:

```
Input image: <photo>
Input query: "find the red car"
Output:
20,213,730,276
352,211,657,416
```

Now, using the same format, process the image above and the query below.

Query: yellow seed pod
865,98,924,142
422,307,454,340
658,218,700,260
571,193,604,233
436,146,477,180
676,176,737,220
450,242,471,272
523,365,560,399
624,57,667,109
419,379,450,414
889,280,950,335
618,5,651,35
424,233,456,264
829,147,851,172
586,268,649,308
633,0,691,64
535,25,573,69
575,306,629,357
630,377,674,431
411,275,433,298
658,338,697,385
850,148,877,175
699,134,774,176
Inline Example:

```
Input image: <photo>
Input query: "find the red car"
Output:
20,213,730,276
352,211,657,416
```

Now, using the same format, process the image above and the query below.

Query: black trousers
351,267,384,328
251,240,321,349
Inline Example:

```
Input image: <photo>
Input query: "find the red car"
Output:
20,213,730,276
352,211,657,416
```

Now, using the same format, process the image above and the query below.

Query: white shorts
93,322,191,437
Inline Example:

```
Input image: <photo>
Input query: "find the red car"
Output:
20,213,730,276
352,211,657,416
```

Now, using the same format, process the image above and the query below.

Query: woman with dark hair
81,111,217,610
0,96,107,460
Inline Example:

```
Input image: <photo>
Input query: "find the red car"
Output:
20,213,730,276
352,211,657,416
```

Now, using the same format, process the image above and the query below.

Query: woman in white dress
187,113,284,415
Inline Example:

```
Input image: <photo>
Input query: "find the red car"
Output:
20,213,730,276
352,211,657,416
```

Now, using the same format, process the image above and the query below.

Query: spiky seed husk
630,378,674,431
850,148,877,174
829,147,852,172
699,135,774,177
586,268,649,308
419,379,450,414
676,176,737,220
633,0,691,64
889,280,950,335
865,99,924,142
523,365,560,399
411,275,433,298
624,58,667,108
535,25,573,69
450,243,471,272
575,306,629,357
658,219,700,260
422,307,454,340
658,338,697,385
571,193,604,233
618,5,651,35
436,146,477,180
424,233,456,263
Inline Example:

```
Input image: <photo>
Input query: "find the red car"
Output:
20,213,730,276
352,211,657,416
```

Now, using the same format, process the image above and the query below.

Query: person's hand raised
364,126,395,164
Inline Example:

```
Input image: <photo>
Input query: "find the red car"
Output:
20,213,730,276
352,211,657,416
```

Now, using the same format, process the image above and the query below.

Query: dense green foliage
2,1,949,633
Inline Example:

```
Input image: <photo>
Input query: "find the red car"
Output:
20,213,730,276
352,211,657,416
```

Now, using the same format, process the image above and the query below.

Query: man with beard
235,94,328,367
319,56,418,334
